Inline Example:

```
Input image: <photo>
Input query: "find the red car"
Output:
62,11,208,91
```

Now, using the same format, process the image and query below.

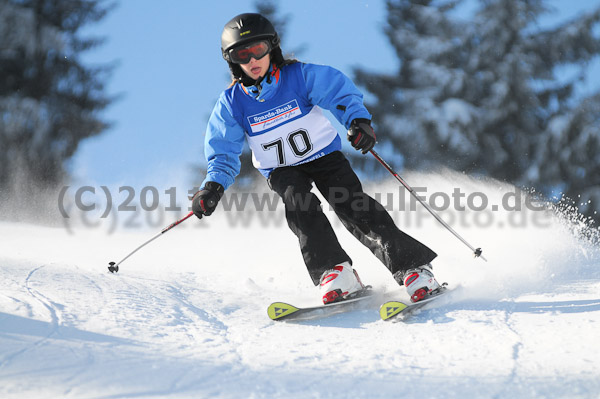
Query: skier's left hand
347,118,376,154
191,181,224,218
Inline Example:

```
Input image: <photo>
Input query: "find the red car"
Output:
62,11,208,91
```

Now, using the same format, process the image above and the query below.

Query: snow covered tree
538,93,600,219
0,0,113,198
353,0,470,174
355,0,600,222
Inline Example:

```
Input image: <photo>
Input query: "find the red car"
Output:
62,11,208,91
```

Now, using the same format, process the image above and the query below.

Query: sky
72,0,600,191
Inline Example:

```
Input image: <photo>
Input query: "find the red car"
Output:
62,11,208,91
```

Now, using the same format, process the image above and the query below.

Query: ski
379,284,449,322
267,287,374,321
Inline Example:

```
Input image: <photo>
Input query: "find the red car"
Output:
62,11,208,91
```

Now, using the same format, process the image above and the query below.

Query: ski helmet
221,13,280,62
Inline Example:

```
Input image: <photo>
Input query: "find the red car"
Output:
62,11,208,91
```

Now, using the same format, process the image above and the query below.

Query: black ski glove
347,118,376,154
191,181,225,218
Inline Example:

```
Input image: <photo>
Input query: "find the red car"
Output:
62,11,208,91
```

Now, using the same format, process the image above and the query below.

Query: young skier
192,13,441,304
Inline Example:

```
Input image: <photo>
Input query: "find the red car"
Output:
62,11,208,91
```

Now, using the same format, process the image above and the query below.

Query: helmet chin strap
240,63,273,95
241,71,262,88
228,61,268,88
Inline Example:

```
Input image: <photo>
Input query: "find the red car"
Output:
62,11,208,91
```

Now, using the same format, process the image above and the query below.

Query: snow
1,171,600,399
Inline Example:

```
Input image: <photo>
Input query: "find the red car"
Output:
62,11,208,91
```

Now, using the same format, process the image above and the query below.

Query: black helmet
221,13,280,62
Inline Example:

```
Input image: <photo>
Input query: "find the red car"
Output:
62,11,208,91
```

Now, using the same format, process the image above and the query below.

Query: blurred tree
254,0,290,44
355,0,600,223
0,0,114,199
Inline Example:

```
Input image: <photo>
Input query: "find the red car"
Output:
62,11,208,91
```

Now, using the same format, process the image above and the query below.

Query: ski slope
1,171,599,399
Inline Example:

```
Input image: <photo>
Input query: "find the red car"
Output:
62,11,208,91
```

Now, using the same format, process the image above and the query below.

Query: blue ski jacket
201,62,371,190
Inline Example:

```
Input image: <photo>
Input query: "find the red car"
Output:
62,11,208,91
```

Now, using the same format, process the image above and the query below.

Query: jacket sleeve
201,92,246,190
300,63,372,129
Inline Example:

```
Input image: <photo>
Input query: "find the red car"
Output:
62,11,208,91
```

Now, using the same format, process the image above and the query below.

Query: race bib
246,106,338,169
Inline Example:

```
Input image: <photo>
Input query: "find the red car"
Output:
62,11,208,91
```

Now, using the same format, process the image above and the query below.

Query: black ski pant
268,151,437,285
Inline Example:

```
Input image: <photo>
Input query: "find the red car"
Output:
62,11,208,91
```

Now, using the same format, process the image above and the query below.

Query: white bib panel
247,106,338,169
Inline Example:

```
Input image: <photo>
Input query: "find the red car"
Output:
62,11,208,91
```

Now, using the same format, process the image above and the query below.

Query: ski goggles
227,40,272,64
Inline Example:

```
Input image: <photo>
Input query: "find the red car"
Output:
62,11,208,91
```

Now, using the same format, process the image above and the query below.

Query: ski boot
394,264,441,303
319,262,365,304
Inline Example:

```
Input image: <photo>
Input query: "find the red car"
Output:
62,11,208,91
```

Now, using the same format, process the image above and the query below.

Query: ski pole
369,149,487,262
108,211,195,273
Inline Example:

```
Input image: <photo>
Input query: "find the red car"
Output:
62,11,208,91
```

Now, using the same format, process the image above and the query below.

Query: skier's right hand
191,181,224,218
347,118,376,154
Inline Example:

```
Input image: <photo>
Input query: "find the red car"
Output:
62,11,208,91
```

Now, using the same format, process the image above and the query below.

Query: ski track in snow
1,174,600,399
